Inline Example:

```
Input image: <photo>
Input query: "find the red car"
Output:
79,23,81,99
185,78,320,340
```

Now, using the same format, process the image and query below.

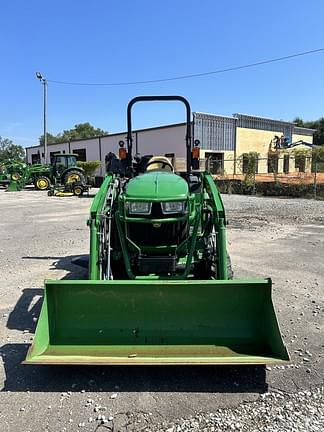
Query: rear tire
35,176,51,190
64,170,85,185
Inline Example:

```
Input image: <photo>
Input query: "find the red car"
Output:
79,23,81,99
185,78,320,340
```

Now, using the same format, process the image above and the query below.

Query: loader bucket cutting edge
24,279,289,365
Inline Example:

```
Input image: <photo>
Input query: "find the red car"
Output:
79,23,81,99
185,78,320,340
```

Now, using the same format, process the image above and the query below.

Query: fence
215,156,323,199
173,155,324,199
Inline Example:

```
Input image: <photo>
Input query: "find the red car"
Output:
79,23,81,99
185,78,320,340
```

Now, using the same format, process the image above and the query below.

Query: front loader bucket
24,279,289,365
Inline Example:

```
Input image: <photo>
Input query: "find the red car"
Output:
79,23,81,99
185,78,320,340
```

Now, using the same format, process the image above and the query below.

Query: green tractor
0,159,27,184
7,153,85,191
25,96,289,365
0,160,10,185
32,153,86,191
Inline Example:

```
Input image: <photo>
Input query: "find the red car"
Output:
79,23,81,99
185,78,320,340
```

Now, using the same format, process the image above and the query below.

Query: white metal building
26,123,188,175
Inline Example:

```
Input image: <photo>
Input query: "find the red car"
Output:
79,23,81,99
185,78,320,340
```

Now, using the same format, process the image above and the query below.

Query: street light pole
36,72,48,164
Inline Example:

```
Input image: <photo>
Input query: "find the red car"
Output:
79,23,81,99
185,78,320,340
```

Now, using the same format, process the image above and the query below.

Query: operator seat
145,156,174,172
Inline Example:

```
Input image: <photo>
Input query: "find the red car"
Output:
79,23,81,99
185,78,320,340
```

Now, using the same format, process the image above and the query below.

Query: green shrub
241,152,259,188
215,179,324,199
77,160,101,176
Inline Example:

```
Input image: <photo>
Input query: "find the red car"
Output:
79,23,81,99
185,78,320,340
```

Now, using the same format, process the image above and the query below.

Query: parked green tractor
0,161,10,185
7,153,85,191
0,159,27,185
25,96,289,365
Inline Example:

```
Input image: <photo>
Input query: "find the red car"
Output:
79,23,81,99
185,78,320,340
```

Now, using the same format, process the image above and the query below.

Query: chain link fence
173,154,324,199
211,155,323,199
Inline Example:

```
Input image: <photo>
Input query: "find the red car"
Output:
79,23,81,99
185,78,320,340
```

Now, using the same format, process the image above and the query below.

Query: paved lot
0,188,323,431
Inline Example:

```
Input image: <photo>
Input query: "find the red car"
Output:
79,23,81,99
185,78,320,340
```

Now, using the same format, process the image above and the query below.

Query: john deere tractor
33,153,86,190
25,96,288,365
0,159,27,184
7,153,85,192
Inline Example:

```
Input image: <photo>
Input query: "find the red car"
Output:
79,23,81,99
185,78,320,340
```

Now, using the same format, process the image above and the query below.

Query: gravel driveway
0,189,323,431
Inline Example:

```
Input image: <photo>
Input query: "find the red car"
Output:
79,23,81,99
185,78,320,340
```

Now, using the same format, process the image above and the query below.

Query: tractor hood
126,172,189,200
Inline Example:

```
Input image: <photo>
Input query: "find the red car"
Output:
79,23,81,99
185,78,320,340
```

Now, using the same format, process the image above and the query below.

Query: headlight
161,201,187,214
128,201,152,215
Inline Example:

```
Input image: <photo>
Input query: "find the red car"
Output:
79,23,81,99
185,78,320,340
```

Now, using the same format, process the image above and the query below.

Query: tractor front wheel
35,176,51,190
194,228,234,280
72,183,84,196
64,170,85,185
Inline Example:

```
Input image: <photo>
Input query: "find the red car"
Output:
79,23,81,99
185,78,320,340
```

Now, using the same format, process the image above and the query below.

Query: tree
0,137,25,162
39,132,58,146
293,117,324,146
309,118,324,147
39,123,108,145
312,146,324,172
293,117,304,127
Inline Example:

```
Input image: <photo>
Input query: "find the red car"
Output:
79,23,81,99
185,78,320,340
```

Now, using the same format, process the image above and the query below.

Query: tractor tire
72,183,84,196
35,176,51,190
207,253,233,280
205,253,233,280
11,172,22,181
195,227,234,279
64,170,85,185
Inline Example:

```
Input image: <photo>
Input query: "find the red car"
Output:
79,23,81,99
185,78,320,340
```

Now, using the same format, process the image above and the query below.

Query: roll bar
126,96,192,175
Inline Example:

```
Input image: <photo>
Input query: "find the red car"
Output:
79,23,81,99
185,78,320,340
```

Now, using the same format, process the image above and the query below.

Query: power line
47,47,324,87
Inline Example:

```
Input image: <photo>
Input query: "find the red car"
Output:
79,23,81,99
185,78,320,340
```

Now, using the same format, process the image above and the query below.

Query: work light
161,201,187,214
128,201,152,215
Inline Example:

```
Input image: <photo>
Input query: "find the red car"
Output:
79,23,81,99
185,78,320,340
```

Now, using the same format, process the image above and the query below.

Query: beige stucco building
194,112,315,175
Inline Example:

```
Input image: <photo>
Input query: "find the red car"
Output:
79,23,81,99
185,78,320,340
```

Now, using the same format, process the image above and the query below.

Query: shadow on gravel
3,254,267,394
7,256,88,332
6,288,43,332
0,343,267,394
21,254,89,279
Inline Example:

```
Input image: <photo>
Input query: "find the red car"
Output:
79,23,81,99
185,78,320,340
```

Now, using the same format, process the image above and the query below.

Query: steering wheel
146,158,173,172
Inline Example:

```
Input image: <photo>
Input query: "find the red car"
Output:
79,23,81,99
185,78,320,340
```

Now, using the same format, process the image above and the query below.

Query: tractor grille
127,221,188,247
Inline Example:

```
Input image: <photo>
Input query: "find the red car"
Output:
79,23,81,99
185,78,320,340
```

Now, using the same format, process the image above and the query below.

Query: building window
205,152,224,174
242,153,258,174
73,148,87,161
283,155,290,174
295,154,306,172
31,153,40,164
242,154,249,174
268,154,279,173
50,151,58,163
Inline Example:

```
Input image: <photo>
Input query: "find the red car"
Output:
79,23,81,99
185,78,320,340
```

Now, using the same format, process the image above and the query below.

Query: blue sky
1,0,324,147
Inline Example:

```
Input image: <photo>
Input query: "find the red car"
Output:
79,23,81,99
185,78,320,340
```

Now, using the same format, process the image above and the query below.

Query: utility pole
36,72,48,164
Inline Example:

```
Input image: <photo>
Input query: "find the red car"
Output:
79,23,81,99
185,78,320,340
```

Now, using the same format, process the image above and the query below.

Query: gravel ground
0,189,323,431
150,388,324,432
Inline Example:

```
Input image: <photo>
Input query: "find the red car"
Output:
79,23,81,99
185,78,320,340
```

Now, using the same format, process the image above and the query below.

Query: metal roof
234,113,294,126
